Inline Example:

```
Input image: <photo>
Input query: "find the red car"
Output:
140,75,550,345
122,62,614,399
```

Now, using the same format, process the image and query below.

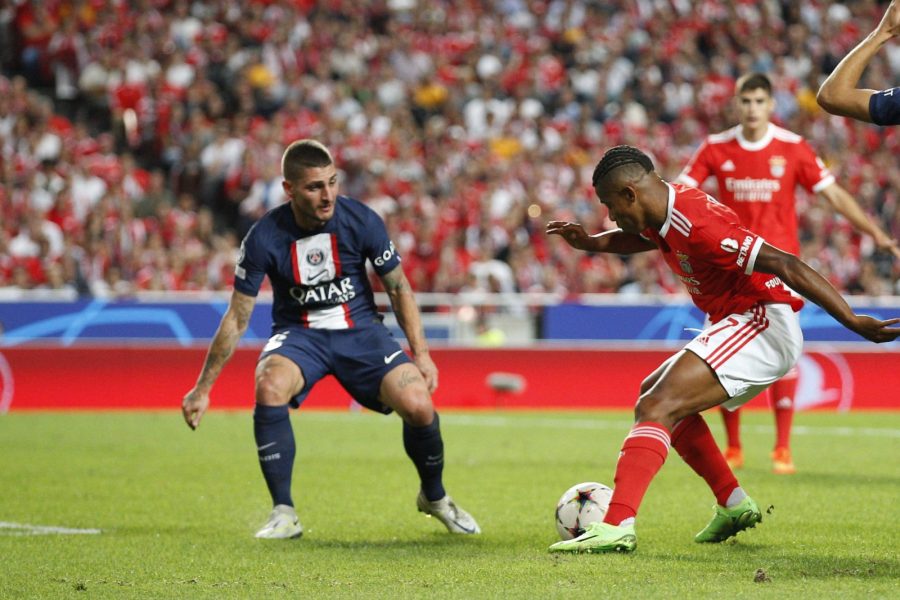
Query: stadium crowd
1,0,898,299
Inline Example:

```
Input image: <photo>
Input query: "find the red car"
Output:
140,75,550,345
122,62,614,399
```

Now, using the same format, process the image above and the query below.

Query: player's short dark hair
592,145,655,187
736,72,772,96
282,139,334,181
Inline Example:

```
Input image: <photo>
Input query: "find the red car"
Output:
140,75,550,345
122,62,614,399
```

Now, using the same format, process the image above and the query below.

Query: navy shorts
259,325,412,413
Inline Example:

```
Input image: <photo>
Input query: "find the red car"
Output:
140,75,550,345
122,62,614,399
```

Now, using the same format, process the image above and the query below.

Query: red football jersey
642,183,804,324
677,124,834,255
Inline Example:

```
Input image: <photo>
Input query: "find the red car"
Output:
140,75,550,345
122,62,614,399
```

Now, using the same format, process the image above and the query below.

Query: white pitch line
300,412,900,438
0,522,101,536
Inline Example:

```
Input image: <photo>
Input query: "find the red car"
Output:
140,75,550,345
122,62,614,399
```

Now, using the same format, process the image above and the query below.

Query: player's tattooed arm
183,291,256,429
382,266,427,355
381,266,439,391
195,290,256,393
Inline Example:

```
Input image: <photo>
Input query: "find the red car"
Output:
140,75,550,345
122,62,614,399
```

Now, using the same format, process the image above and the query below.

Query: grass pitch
1,410,898,598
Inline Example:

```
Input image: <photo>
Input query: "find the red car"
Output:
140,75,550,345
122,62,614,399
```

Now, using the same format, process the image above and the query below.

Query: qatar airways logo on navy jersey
288,234,356,306
290,277,356,306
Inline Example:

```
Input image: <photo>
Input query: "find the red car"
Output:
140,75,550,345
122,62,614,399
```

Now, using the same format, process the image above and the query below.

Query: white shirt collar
736,123,774,151
657,182,676,237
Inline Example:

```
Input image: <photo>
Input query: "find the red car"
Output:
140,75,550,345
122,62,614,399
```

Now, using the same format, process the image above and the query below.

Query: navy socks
403,412,446,502
254,404,444,506
253,404,296,507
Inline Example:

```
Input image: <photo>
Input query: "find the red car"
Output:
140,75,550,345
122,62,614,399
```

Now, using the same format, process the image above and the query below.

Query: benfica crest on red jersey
769,155,787,178
676,251,693,274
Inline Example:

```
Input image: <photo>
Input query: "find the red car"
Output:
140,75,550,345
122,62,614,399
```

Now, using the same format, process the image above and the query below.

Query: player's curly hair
282,139,334,181
591,145,655,187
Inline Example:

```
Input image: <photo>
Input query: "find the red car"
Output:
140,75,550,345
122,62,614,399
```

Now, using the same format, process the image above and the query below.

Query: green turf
1,410,898,598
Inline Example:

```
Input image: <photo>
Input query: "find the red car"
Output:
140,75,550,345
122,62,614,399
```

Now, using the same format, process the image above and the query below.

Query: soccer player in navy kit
817,0,900,125
181,139,479,539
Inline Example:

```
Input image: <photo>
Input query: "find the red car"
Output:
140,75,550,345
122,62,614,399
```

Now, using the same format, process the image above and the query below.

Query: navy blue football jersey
869,87,899,126
234,196,401,330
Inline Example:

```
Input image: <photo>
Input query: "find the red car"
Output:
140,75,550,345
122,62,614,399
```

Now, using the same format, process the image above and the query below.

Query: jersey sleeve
676,140,713,188
364,208,402,276
691,212,765,276
793,139,834,193
233,222,268,296
869,87,900,126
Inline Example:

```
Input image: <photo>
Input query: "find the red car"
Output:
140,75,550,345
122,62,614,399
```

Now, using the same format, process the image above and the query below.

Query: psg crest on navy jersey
306,248,324,266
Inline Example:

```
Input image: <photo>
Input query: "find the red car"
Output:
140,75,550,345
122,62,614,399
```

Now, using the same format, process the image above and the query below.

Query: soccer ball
555,481,613,540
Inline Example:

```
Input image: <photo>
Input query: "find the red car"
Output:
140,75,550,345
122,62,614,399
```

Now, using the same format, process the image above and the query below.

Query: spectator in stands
134,169,175,219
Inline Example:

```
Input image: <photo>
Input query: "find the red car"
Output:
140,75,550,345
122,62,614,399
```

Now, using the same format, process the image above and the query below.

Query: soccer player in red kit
547,146,899,553
677,73,899,474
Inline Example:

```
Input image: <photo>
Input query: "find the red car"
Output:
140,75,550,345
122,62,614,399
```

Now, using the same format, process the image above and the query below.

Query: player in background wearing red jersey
817,0,900,125
547,146,899,554
677,73,899,475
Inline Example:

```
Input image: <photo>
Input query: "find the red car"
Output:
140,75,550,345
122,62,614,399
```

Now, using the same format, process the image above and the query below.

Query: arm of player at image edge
817,182,900,259
754,243,900,344
816,0,900,123
380,265,438,393
182,290,257,429
546,221,658,254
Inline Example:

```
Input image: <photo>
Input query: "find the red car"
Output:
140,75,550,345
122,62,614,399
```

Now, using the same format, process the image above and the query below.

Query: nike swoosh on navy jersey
307,269,329,283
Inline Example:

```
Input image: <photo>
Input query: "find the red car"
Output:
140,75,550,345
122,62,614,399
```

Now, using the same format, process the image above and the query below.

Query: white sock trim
725,486,747,509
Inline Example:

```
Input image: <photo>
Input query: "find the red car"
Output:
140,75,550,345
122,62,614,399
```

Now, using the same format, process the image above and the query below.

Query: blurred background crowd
1,0,898,300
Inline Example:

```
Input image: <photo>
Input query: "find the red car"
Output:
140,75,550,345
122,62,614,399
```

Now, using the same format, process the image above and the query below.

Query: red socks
604,422,670,525
604,417,744,523
720,405,742,449
672,414,739,507
770,375,797,450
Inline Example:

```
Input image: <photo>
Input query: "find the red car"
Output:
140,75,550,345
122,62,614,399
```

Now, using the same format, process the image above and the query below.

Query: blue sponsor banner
542,302,900,344
0,299,267,346
0,298,896,345
0,299,448,346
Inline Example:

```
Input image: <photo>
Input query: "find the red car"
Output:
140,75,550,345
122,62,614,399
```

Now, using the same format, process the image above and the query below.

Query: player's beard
315,202,335,222
292,200,335,228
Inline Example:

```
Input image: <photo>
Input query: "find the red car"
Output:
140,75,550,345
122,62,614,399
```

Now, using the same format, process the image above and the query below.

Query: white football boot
416,492,481,534
255,504,303,539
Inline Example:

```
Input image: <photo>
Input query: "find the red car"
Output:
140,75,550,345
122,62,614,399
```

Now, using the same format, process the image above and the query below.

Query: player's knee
395,394,434,427
634,391,680,426
255,373,292,406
